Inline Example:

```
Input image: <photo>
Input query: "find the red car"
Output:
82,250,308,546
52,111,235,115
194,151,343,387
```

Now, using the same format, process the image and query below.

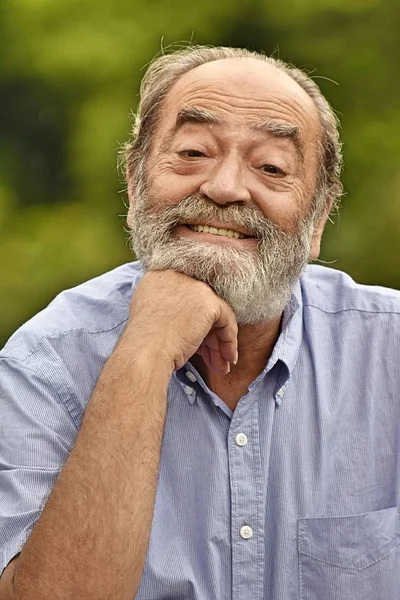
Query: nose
199,154,251,205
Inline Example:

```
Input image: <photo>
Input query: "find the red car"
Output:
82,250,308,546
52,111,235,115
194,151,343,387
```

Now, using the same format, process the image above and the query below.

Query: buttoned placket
228,392,266,600
175,361,290,599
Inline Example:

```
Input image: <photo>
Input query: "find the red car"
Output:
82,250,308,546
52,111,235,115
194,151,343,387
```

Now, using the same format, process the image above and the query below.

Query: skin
128,57,330,409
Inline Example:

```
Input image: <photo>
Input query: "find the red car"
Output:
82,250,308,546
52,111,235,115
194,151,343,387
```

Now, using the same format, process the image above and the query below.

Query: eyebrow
251,119,305,163
160,107,224,152
175,106,225,128
162,106,305,162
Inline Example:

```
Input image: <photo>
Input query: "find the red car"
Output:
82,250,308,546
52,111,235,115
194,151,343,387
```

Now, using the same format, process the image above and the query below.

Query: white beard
130,193,315,324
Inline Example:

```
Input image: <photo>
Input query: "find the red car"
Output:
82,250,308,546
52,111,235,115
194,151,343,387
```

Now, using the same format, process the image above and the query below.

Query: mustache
139,193,282,240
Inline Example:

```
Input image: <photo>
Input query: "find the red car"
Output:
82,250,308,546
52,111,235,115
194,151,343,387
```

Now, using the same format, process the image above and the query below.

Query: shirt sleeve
0,354,80,576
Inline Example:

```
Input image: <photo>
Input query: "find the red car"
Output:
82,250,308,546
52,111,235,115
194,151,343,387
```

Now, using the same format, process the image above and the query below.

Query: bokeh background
1,0,399,346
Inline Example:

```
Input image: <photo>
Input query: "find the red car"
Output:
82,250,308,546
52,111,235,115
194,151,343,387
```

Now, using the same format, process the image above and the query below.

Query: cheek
251,181,309,232
147,162,202,205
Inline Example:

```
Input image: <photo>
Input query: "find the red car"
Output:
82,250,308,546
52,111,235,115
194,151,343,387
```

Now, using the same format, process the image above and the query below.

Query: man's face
128,58,326,324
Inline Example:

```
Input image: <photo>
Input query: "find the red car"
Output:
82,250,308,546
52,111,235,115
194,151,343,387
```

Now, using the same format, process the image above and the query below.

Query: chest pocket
298,506,400,600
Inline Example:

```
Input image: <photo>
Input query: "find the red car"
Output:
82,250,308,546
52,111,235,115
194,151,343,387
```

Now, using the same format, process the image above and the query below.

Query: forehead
158,58,321,145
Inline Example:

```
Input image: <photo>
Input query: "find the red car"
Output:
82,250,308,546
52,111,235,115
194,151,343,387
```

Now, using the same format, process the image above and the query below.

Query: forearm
13,340,172,600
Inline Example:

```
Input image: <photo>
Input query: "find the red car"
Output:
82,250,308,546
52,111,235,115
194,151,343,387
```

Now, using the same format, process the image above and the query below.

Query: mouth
185,224,251,239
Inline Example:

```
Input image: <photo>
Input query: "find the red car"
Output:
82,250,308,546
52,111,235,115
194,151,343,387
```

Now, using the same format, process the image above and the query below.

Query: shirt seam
0,355,82,430
1,532,30,575
0,318,129,364
299,539,400,572
251,403,264,600
303,304,400,316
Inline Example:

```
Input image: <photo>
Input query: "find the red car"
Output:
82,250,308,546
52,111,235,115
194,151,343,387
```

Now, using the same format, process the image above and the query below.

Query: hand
125,270,238,374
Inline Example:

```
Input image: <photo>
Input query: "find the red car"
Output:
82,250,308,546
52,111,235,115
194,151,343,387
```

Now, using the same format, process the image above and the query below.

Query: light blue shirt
1,262,400,600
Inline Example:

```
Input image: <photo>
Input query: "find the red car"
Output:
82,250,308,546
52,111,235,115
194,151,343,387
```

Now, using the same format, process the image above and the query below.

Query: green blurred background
1,0,399,346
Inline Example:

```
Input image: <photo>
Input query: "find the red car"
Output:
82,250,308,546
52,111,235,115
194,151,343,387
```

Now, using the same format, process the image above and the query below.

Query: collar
175,278,304,407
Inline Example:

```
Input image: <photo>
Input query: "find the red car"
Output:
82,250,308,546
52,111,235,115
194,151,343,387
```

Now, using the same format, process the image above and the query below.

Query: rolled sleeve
0,355,79,576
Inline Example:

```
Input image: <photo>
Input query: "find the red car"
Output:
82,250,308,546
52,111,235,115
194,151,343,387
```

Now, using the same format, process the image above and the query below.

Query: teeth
189,224,246,239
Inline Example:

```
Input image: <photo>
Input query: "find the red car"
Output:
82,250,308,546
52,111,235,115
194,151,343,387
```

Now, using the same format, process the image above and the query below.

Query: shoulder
301,265,400,316
1,261,144,363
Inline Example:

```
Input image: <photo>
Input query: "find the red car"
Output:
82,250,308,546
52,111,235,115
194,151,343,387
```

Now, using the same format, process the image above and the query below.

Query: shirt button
240,525,253,539
184,385,194,395
235,432,248,447
185,371,197,383
276,386,286,398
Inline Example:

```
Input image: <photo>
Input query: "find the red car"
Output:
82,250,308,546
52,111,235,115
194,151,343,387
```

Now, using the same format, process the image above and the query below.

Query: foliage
1,0,399,345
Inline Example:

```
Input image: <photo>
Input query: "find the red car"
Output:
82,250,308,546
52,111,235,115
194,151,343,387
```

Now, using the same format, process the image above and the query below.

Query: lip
175,225,258,245
180,221,254,237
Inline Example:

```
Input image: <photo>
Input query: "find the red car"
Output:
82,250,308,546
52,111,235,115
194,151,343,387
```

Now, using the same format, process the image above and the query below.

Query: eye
261,164,282,175
180,149,206,158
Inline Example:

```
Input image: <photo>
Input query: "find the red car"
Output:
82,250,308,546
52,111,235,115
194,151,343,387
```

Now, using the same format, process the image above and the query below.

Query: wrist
116,331,175,376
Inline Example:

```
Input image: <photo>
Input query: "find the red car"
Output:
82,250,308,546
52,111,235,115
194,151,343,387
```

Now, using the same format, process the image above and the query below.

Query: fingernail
233,352,238,365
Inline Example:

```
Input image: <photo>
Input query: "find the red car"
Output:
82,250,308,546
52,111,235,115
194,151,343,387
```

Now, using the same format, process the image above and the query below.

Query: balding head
124,46,343,219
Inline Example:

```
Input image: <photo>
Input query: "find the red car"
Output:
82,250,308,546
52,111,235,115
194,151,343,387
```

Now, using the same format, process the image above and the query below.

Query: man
0,45,399,600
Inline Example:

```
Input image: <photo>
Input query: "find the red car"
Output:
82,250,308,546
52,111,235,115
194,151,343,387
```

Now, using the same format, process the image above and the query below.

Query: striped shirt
1,261,400,599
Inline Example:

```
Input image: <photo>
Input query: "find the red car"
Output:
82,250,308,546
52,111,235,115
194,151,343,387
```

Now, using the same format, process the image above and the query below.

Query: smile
187,224,248,239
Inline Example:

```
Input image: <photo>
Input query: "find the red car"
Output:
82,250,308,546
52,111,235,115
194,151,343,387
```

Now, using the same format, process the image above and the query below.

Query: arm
12,344,171,600
0,555,20,600
5,270,237,600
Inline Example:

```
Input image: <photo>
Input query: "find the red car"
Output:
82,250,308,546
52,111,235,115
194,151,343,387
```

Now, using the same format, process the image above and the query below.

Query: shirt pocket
298,505,400,600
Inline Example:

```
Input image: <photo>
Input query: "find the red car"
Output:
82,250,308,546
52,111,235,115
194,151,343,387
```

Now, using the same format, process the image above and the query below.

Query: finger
208,345,230,374
202,331,232,369
198,340,230,374
219,339,238,364
199,345,212,370
202,330,220,350
213,303,238,364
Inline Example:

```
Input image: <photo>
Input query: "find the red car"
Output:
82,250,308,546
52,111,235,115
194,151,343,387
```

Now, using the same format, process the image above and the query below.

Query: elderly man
0,45,399,600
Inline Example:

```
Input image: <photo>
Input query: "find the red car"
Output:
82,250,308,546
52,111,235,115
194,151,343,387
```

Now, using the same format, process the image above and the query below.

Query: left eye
261,164,281,174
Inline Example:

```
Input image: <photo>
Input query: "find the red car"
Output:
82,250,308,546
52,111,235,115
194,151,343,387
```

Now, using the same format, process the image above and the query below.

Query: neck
191,314,282,410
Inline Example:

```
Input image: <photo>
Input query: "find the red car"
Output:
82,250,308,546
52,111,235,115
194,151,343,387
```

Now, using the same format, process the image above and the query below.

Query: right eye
179,149,206,158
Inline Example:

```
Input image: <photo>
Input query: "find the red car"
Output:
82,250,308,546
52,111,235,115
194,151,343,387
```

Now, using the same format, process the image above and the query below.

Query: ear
309,199,334,260
126,170,136,229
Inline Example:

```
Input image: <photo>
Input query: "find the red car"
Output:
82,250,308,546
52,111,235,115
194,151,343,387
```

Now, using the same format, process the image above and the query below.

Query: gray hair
123,45,343,218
